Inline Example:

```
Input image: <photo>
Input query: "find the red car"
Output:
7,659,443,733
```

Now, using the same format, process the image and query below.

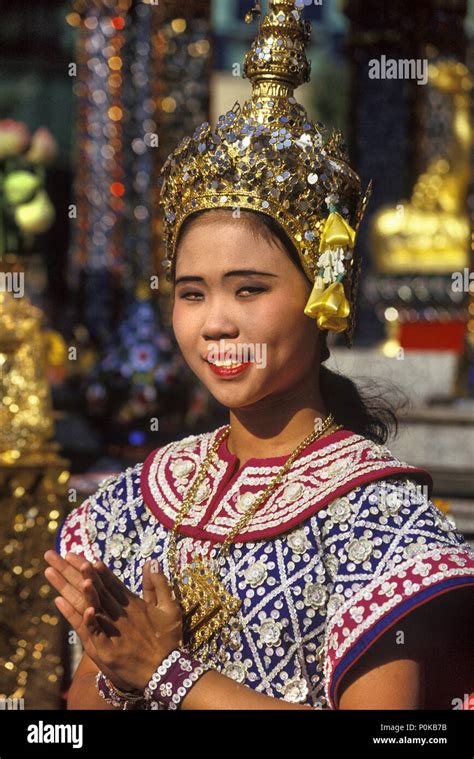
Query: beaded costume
58,428,474,709
57,0,474,709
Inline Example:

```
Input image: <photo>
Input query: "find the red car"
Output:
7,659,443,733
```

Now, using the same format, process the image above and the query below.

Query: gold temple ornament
0,258,70,707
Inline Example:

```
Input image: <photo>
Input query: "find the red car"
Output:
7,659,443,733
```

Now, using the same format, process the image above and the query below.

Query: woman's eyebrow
174,270,278,286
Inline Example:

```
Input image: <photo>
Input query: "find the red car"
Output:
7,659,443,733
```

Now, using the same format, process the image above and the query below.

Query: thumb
142,561,158,605
148,559,177,605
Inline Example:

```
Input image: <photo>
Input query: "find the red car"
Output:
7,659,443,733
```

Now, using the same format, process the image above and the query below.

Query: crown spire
244,0,311,107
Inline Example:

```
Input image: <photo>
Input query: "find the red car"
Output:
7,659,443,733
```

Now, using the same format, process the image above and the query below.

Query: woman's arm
338,649,424,710
68,648,314,710
68,647,314,710
337,603,427,710
67,652,122,710
178,656,423,710
180,670,315,710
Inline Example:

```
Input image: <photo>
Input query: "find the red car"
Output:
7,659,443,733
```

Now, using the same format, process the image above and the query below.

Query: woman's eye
237,286,265,296
179,291,203,300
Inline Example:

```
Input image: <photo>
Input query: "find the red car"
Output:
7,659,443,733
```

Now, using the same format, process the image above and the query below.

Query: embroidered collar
140,426,433,543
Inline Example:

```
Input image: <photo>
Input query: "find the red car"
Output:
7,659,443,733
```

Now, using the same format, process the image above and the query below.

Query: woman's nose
201,303,239,340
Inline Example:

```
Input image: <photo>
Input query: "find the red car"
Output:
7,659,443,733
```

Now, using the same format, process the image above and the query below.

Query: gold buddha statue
370,60,472,274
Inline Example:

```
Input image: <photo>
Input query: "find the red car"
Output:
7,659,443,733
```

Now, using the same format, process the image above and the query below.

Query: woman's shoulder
320,472,470,552
55,429,221,559
67,428,217,511
56,463,144,560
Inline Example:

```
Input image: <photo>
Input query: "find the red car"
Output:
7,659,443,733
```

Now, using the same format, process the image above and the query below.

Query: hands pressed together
43,550,185,693
43,549,324,712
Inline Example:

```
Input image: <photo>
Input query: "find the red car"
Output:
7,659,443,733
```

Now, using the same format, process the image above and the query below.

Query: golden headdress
158,0,371,347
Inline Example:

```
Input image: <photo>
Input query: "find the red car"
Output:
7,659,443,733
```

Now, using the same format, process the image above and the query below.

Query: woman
46,0,474,710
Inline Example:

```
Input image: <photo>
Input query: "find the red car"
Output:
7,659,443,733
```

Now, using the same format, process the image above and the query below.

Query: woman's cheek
172,302,194,345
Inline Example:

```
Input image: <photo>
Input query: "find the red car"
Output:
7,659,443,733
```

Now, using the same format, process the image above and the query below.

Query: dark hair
175,208,405,445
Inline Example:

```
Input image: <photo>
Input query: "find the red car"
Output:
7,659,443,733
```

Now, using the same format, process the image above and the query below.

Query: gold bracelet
104,676,143,699
96,671,144,707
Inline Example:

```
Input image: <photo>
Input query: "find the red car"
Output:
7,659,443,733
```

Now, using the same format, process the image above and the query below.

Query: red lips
205,358,252,378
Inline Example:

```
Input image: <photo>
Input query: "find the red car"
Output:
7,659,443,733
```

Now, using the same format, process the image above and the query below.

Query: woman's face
172,215,322,410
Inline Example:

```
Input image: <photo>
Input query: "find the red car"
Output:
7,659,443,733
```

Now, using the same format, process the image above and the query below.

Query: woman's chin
201,377,263,409
192,362,273,408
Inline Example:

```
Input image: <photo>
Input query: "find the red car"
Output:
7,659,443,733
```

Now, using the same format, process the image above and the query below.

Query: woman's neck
226,378,331,466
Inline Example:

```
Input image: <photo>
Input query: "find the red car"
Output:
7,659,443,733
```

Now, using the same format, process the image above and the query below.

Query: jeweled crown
158,0,371,346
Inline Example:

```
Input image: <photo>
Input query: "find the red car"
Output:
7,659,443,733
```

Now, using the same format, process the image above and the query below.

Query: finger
44,550,85,593
63,552,96,578
44,552,106,617
85,607,120,638
66,552,107,597
54,595,85,631
83,605,115,640
55,596,107,652
55,598,106,666
66,552,128,616
91,561,130,606
82,578,102,613
81,566,124,620
142,561,158,605
83,606,103,636
66,553,122,616
44,566,88,615
65,554,110,605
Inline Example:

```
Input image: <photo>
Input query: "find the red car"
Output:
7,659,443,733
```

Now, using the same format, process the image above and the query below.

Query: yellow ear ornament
303,212,356,333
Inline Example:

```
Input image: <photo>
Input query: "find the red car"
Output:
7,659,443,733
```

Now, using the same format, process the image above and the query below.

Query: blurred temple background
0,0,473,708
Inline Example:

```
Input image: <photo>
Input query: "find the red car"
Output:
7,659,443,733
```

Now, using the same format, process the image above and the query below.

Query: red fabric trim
140,430,434,543
59,499,102,562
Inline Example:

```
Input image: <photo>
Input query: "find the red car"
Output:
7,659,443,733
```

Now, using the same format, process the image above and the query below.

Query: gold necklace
167,413,341,663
